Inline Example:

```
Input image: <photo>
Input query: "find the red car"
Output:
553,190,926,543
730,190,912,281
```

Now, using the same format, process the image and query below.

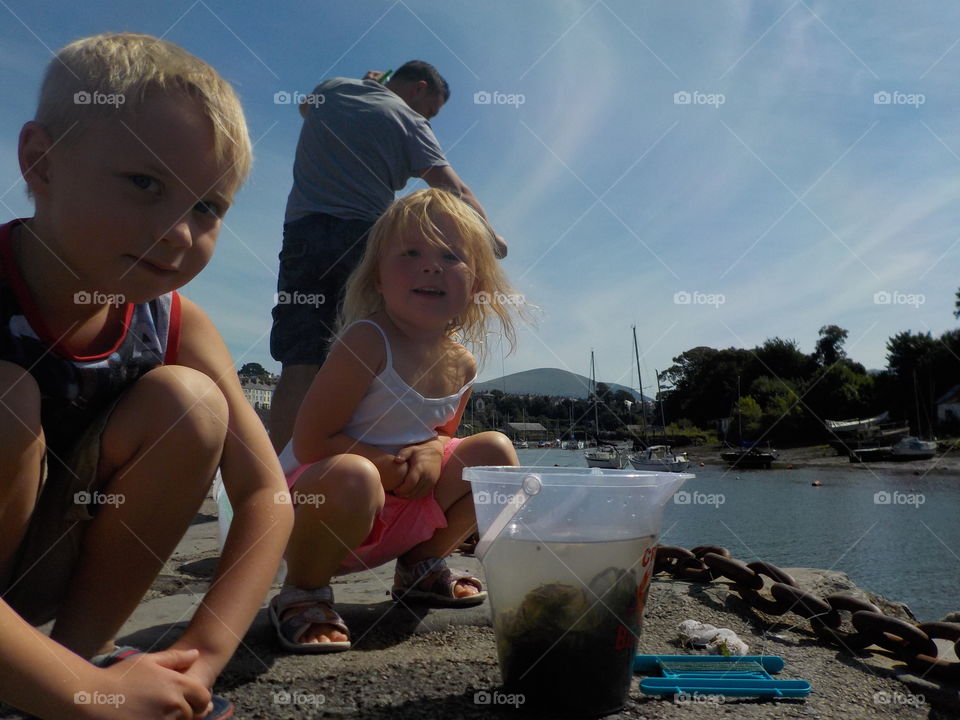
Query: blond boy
0,33,292,719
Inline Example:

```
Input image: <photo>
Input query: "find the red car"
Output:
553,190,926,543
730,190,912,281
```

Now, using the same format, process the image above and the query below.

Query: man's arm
169,296,294,687
418,165,508,258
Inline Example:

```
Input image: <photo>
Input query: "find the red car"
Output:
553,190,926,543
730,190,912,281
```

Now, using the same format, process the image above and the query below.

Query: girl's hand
393,438,444,499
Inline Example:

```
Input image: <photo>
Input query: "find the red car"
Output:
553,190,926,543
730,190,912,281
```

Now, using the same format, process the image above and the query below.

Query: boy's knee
128,366,228,447
0,361,42,446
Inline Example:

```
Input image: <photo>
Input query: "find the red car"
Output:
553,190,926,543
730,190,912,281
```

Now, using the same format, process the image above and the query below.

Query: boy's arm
0,599,210,719
293,322,408,491
168,297,294,688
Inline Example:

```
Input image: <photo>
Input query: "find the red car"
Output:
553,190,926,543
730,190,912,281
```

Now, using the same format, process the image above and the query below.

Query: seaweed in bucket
495,565,642,715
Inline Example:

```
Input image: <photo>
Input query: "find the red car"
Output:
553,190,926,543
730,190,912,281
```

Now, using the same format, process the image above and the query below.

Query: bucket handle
474,473,542,561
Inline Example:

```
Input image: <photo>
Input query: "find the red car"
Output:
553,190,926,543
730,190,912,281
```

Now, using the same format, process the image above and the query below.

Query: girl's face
377,216,476,331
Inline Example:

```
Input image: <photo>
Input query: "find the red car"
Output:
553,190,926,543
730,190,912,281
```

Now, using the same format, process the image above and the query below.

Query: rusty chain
653,545,960,682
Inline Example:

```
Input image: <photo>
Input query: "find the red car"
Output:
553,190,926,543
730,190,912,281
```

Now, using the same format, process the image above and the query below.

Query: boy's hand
92,648,211,719
393,438,444,499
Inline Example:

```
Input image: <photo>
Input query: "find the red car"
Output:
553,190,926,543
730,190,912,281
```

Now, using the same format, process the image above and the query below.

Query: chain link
654,545,960,682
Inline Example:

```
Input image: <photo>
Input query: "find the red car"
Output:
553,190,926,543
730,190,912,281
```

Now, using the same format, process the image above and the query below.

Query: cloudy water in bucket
484,535,657,716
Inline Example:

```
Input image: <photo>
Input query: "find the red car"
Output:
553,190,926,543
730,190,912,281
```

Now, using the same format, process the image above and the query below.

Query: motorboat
629,445,690,472
584,444,627,469
889,436,937,461
720,445,778,469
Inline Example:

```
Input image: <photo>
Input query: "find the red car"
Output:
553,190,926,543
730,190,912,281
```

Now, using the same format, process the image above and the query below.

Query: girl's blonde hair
36,32,251,191
338,188,526,363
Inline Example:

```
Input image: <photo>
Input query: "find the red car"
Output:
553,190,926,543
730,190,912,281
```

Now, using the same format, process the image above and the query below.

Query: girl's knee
466,431,518,464
295,455,383,511
0,361,41,433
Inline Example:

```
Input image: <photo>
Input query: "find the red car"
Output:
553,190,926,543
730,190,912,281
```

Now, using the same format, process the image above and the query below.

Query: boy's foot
268,586,351,653
391,556,487,607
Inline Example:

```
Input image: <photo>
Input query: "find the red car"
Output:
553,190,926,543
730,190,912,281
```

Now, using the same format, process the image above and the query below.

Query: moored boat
629,445,690,472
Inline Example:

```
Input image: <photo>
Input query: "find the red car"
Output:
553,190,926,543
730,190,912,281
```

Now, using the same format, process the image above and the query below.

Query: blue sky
1,0,958,394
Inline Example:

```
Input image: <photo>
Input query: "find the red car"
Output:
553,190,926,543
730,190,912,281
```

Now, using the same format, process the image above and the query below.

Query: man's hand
363,70,386,82
392,438,444,499
494,234,508,259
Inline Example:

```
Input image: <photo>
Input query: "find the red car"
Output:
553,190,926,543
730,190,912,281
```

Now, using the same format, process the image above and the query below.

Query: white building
240,376,277,410
936,385,960,424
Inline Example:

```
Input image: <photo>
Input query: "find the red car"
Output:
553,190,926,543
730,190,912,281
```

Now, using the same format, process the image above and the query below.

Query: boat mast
632,325,647,443
591,350,599,443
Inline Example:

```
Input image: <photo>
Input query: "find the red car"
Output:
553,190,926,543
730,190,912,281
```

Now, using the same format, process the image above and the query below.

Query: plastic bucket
464,466,690,717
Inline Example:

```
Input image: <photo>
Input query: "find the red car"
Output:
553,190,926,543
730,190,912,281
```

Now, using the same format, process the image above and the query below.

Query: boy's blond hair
37,32,251,191
339,188,527,363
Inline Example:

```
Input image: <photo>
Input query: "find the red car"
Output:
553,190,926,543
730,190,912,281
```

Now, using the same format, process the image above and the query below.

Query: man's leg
49,365,228,658
268,364,319,454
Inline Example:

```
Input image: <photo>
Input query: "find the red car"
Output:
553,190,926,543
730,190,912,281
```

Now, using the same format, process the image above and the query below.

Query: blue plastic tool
634,654,811,699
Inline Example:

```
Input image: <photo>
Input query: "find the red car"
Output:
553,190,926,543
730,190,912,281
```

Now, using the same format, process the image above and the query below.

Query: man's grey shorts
270,213,374,366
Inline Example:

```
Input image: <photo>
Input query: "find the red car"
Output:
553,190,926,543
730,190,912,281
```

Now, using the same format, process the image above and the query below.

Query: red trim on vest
0,219,135,362
164,290,182,365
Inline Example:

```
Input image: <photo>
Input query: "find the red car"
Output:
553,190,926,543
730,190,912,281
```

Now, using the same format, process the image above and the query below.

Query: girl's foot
268,586,351,653
391,556,487,607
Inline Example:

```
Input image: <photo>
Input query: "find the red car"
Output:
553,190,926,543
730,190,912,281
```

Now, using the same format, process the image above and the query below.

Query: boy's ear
18,122,54,197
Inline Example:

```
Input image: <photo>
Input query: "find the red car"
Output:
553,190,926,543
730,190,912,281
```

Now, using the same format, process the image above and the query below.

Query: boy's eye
129,174,160,193
193,200,225,218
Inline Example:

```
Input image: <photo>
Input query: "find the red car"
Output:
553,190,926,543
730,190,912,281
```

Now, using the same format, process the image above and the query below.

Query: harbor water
515,447,960,622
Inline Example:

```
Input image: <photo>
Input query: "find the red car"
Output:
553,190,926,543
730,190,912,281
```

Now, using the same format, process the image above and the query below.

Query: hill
474,368,648,401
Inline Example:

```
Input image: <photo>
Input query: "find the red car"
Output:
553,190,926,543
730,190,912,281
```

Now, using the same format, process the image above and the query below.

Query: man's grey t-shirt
284,78,448,224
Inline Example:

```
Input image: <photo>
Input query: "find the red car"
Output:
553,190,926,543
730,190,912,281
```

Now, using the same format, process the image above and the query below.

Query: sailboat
583,350,627,468
626,326,690,473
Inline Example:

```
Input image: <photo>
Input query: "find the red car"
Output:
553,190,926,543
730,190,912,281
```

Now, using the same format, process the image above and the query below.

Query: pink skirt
285,438,463,575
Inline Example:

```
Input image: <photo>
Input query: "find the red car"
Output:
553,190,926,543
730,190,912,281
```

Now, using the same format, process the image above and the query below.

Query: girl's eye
193,200,225,218
443,252,462,262
403,248,420,257
130,174,160,193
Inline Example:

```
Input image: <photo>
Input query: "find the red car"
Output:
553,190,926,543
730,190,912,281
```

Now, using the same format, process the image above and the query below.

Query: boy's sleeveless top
0,220,181,459
279,318,473,471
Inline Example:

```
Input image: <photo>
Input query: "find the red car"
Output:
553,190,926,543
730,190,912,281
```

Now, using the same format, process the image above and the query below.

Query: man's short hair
392,60,449,102
36,32,252,191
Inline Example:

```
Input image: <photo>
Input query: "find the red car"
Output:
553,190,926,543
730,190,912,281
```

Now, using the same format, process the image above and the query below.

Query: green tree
814,325,848,367
733,395,763,438
239,362,269,377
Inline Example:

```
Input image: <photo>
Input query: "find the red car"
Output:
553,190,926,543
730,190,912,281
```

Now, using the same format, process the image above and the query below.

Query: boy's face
25,91,236,304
